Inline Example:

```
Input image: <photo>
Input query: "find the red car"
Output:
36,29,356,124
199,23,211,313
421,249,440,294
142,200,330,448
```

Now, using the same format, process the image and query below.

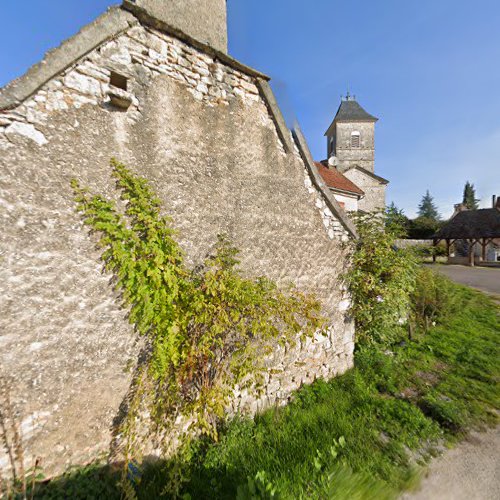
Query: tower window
351,131,360,148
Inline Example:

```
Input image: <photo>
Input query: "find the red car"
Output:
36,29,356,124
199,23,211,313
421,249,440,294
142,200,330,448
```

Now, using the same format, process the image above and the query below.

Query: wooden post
446,240,450,259
432,239,437,263
468,239,475,267
481,239,487,262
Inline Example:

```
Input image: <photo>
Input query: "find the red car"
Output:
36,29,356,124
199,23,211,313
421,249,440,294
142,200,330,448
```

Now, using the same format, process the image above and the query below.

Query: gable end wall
0,22,354,475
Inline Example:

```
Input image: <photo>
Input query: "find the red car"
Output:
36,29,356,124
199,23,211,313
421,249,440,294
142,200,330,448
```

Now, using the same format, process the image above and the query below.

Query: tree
345,211,418,344
408,216,441,239
417,190,440,221
462,181,480,209
385,202,409,237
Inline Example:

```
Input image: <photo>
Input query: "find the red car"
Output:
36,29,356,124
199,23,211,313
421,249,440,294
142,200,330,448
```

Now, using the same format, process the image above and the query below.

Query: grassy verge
35,279,499,499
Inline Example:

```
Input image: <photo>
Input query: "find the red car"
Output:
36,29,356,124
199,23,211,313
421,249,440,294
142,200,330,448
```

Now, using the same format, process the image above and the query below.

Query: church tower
123,0,228,53
324,93,378,174
323,94,388,212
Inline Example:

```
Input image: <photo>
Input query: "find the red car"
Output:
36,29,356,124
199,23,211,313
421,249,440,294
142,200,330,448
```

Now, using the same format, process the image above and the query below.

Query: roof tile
315,161,364,196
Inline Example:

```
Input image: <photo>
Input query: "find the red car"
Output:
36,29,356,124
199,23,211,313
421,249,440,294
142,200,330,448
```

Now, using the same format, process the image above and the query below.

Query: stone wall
394,239,432,249
0,18,354,475
344,168,386,212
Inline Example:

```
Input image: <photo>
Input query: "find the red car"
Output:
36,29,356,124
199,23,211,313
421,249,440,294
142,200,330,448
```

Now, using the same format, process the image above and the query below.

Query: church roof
315,162,365,196
325,98,378,136
435,208,500,240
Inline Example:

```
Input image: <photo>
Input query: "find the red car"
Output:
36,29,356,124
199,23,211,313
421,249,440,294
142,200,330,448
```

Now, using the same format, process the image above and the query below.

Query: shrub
411,268,463,330
345,211,418,345
407,216,442,240
411,243,447,260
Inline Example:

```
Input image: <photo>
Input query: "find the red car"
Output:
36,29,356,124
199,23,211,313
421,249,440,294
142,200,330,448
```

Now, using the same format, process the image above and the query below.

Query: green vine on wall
71,159,326,475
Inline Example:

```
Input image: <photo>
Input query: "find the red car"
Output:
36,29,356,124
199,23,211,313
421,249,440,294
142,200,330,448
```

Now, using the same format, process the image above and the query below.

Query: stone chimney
494,195,499,209
453,203,468,217
123,0,228,53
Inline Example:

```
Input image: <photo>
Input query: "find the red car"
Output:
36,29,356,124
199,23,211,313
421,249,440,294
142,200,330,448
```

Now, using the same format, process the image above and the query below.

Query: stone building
319,94,389,212
0,0,358,474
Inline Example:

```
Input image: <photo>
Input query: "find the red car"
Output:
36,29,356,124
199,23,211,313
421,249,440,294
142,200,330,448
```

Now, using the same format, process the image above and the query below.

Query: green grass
33,281,499,499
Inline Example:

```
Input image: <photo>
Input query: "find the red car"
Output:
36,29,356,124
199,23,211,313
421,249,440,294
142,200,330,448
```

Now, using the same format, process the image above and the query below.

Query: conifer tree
385,202,409,236
462,181,480,209
417,190,440,221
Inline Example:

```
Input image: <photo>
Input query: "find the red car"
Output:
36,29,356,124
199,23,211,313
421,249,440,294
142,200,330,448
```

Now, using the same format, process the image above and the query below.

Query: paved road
425,264,500,297
402,427,500,500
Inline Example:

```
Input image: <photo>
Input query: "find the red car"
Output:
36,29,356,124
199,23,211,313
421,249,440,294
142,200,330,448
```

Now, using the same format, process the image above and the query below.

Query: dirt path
402,426,500,500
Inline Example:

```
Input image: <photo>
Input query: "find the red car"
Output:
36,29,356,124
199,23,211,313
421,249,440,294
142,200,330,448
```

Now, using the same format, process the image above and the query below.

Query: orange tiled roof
315,161,364,196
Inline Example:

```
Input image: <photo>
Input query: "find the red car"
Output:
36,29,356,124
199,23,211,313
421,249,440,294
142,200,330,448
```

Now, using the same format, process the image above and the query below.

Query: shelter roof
435,208,500,240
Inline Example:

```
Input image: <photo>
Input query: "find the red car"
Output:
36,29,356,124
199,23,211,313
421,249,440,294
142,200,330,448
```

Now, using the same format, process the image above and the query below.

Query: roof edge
293,125,358,239
329,187,365,199
0,7,138,111
345,166,389,185
324,100,379,136
255,79,293,153
0,4,270,112
315,161,365,197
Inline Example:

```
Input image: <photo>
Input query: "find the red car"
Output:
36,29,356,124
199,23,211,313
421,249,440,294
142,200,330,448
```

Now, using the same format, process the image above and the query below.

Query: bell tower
123,0,228,53
324,93,378,174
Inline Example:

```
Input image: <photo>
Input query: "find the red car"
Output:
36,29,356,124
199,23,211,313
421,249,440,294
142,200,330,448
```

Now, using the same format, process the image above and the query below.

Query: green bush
407,217,442,239
411,268,464,330
411,244,447,259
345,211,418,345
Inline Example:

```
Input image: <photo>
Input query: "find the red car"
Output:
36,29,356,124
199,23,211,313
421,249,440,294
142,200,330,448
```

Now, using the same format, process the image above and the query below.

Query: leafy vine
71,159,326,487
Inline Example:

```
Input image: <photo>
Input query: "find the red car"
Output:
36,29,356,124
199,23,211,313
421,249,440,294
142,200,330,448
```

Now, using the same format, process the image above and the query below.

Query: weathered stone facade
0,4,356,475
343,167,387,212
334,121,376,174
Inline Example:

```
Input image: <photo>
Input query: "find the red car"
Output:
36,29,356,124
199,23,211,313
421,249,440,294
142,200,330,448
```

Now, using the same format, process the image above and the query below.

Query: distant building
434,195,500,265
318,93,388,212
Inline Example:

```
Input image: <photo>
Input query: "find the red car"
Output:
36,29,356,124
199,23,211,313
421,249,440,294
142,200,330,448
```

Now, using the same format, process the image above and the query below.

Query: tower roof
325,97,378,136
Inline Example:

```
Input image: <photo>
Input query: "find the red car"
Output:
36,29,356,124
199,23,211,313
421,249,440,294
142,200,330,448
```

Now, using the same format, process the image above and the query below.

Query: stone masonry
0,4,356,475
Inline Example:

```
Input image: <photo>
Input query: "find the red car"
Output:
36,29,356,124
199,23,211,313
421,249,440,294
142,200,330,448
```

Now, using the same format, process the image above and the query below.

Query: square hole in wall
110,71,128,91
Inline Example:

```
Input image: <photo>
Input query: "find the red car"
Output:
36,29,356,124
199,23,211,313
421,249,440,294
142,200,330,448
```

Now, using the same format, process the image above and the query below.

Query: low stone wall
394,239,432,249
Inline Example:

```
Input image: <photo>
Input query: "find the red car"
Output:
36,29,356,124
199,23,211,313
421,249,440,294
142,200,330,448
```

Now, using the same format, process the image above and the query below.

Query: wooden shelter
433,207,500,266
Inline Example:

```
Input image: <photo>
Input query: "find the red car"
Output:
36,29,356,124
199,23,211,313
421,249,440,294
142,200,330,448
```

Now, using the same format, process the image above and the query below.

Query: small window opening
351,131,360,148
110,72,128,91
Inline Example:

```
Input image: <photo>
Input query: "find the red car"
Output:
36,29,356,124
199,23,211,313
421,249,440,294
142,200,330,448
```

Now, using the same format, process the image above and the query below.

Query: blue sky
1,1,499,217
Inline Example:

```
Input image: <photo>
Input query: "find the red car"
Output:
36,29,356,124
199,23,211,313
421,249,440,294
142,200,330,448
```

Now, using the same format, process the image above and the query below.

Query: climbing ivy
71,159,325,471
